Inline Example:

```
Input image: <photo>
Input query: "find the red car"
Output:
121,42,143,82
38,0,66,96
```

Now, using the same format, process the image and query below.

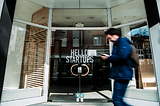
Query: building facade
0,0,160,106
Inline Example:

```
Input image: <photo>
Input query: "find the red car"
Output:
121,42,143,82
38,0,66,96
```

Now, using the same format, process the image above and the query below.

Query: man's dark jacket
107,37,133,80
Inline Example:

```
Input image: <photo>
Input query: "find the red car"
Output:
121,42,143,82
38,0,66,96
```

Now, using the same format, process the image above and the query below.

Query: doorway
48,30,112,102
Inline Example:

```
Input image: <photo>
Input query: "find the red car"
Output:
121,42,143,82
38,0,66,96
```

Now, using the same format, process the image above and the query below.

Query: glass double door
48,30,111,102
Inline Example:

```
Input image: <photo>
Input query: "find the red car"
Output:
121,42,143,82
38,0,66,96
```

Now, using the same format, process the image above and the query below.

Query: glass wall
2,21,47,102
111,0,146,26
120,23,156,90
14,0,48,26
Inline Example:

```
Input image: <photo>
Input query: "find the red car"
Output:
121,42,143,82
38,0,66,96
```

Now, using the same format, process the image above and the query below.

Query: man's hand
101,54,110,60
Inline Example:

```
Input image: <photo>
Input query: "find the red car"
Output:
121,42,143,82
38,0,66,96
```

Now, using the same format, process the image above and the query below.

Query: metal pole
79,73,81,93
78,66,82,93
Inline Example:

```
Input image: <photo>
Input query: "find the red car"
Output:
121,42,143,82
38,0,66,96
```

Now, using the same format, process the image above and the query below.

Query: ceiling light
66,17,70,19
75,23,84,27
90,17,94,19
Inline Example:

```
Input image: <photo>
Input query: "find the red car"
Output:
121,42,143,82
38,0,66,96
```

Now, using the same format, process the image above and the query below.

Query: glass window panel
93,36,102,46
14,0,48,26
58,30,67,47
73,31,80,47
111,0,146,26
52,9,108,27
2,22,47,102
51,31,54,46
60,38,67,47
73,38,79,47
106,37,109,46
121,24,156,90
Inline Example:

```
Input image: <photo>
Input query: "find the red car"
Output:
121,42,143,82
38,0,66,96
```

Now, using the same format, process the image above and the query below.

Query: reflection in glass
93,36,102,46
73,31,80,47
130,25,156,90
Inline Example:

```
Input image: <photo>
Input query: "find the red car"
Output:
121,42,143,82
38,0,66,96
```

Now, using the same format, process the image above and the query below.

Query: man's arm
101,54,110,60
107,40,131,62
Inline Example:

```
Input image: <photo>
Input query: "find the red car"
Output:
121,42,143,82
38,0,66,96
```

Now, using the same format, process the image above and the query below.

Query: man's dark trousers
112,80,130,106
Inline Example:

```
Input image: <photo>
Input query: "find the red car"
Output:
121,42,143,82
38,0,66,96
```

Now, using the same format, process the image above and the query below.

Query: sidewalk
29,102,113,106
29,99,159,106
29,90,114,106
29,102,114,106
29,89,159,106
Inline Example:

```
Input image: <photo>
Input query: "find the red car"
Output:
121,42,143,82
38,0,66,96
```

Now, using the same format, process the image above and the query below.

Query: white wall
3,24,26,89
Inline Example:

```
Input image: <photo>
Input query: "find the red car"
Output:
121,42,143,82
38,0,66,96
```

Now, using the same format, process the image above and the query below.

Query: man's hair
105,28,121,37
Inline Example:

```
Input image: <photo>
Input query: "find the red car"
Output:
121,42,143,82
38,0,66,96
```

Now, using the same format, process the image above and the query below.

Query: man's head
105,28,120,42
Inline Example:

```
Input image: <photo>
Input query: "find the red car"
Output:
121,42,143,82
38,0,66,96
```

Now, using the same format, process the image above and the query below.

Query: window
58,30,67,47
51,31,54,46
93,36,102,46
106,37,109,46
73,31,79,47
60,38,67,47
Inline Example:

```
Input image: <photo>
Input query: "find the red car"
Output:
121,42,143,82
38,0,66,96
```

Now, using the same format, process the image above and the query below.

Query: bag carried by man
130,44,139,68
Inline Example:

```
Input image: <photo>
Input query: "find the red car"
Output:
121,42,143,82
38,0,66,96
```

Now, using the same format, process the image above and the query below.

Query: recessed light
66,17,70,19
89,17,94,19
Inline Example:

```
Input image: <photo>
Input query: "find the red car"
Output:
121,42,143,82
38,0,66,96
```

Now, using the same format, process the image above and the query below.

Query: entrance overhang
14,18,147,31
27,0,133,9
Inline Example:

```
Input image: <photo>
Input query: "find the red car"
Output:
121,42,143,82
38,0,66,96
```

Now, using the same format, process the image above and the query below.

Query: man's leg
112,80,130,106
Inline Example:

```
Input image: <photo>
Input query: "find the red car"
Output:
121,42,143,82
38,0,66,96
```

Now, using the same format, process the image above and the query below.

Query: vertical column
107,8,112,28
144,0,160,103
121,26,131,40
0,0,17,102
43,8,52,101
107,8,112,53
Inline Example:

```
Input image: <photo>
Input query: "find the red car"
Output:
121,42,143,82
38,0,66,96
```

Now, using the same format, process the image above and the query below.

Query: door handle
70,64,89,76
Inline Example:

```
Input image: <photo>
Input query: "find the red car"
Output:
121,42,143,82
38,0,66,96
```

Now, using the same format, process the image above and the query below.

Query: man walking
101,28,133,106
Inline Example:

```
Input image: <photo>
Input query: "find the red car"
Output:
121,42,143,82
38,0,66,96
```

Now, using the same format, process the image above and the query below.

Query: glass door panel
49,30,111,102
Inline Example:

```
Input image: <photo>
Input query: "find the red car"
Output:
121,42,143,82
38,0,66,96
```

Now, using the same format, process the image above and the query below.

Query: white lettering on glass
66,49,94,63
